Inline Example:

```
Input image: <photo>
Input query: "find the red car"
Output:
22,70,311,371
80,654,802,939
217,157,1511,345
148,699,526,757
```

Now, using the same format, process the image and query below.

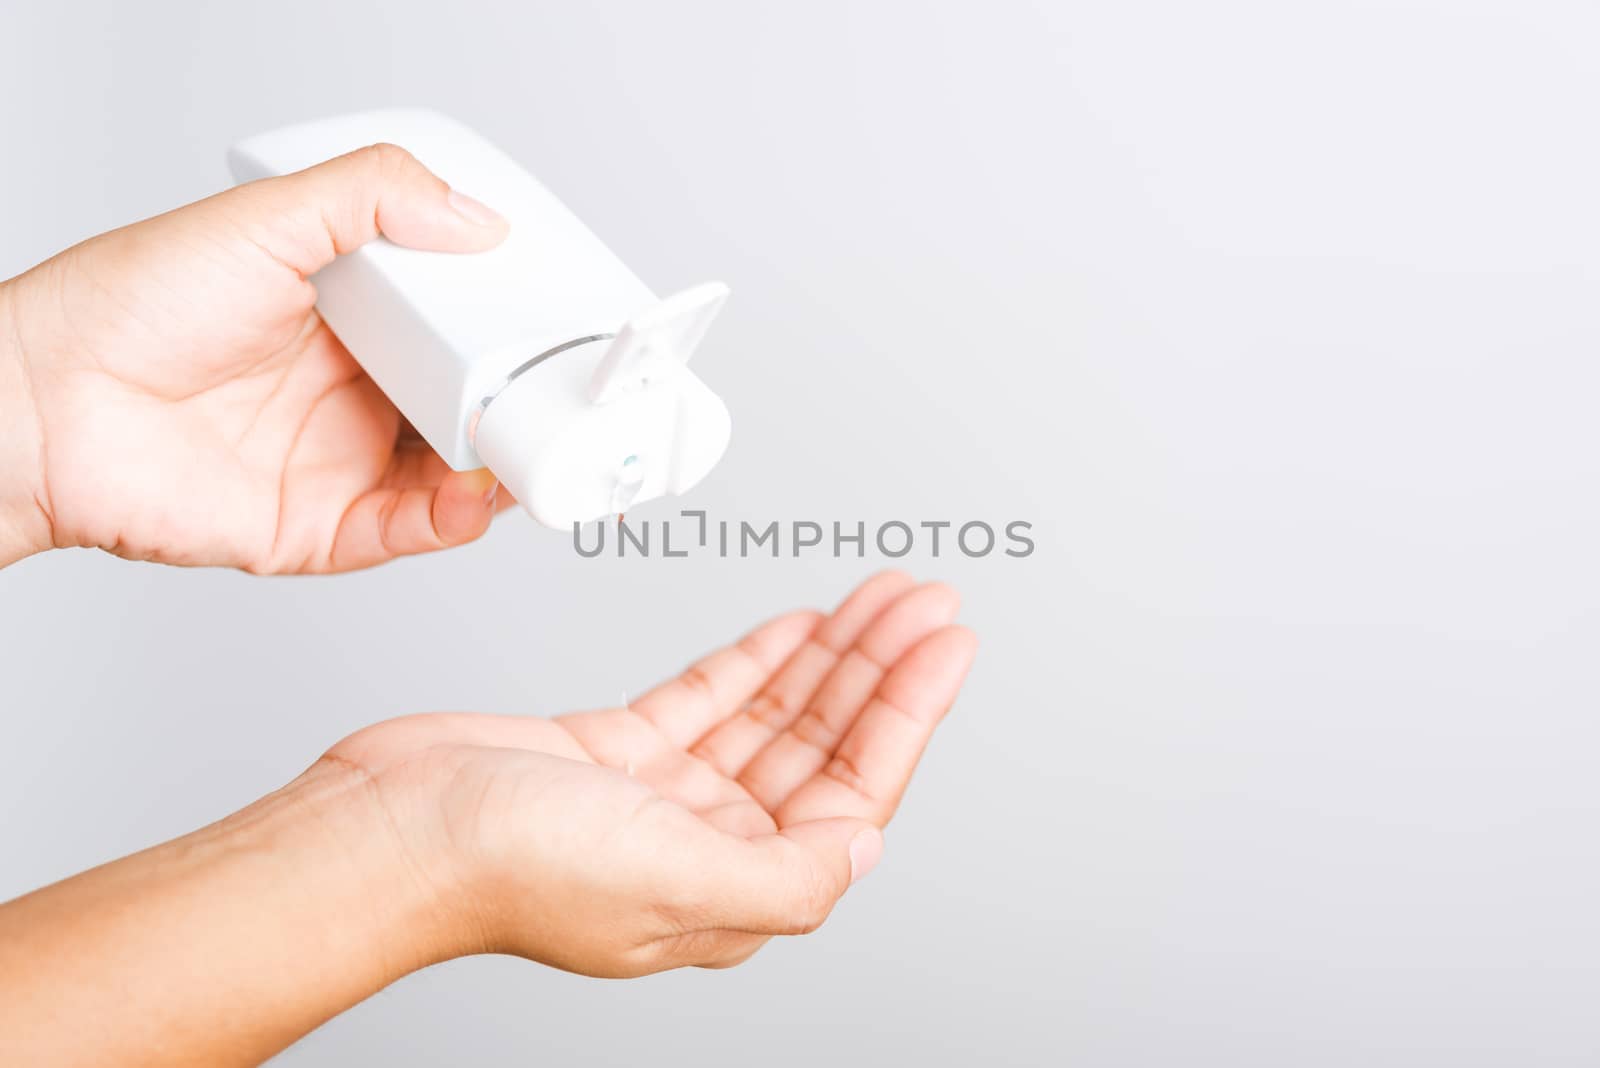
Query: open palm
326,572,976,976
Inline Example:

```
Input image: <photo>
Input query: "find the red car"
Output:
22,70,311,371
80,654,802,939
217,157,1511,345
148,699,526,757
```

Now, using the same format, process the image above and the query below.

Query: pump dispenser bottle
227,109,731,529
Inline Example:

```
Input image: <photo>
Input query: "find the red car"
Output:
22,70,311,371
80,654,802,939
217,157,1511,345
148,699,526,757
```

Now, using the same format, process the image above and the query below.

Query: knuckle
361,141,414,175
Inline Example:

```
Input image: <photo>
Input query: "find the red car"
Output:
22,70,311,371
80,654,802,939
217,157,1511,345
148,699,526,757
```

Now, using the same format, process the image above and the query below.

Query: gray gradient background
2,1,1598,1064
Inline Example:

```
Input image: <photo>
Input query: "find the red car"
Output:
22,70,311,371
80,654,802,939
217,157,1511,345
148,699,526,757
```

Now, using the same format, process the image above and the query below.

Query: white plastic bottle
227,109,731,529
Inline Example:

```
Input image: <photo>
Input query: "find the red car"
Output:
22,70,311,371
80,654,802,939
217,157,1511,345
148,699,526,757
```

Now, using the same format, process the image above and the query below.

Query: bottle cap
472,283,732,528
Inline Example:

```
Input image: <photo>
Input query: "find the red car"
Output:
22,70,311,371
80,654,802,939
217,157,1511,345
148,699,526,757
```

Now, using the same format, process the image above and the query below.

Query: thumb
212,142,509,277
706,818,885,936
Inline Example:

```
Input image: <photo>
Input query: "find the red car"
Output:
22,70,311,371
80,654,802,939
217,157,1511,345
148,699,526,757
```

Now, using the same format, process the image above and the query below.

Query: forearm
0,759,459,1066
0,278,52,567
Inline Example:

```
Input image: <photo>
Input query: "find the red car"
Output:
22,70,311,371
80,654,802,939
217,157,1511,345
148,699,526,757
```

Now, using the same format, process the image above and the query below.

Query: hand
0,143,514,571
0,573,975,1064
328,571,976,976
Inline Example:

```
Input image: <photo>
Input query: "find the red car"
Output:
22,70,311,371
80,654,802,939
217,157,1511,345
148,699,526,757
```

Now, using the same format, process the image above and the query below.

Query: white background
3,1,1598,1064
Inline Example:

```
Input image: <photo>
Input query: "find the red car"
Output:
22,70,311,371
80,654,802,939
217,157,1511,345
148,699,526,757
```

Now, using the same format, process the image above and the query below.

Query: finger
690,571,916,775
391,421,514,516
384,444,515,518
377,427,517,514
215,142,509,278
326,465,499,571
632,610,823,747
736,583,960,811
775,625,977,828
675,817,883,940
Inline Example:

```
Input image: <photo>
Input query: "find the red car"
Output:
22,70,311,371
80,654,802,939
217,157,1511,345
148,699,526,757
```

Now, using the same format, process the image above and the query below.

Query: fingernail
447,189,504,227
848,829,883,886
460,467,498,504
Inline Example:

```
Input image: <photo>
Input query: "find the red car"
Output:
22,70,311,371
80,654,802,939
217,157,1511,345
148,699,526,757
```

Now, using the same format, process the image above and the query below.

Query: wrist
0,279,53,566
261,757,477,979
